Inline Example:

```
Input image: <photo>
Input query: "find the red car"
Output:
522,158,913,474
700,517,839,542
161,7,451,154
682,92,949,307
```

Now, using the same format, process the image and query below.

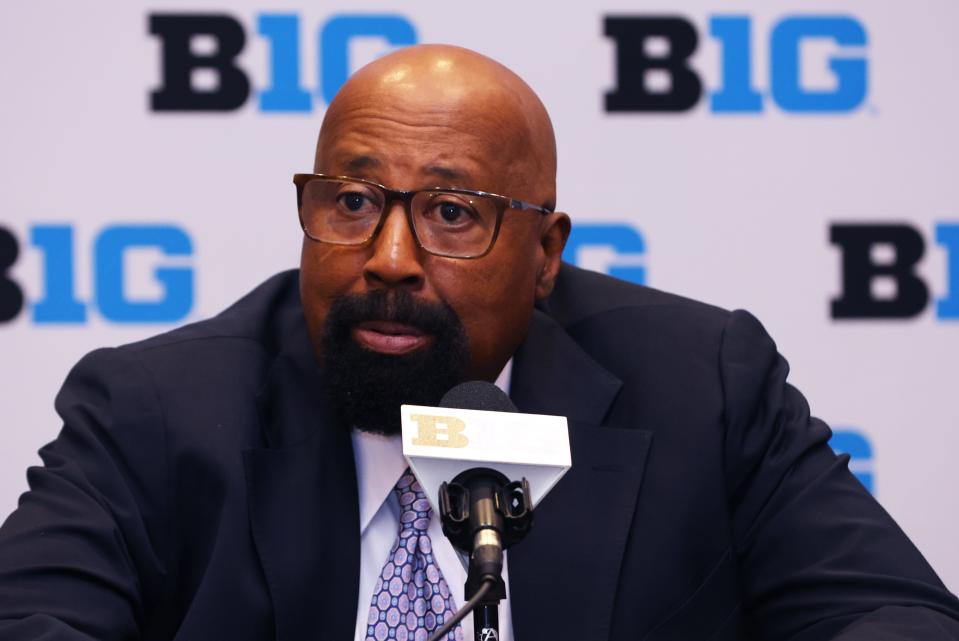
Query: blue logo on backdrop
829,428,874,494
605,14,868,114
830,222,959,320
562,223,647,285
149,13,418,112
0,224,194,324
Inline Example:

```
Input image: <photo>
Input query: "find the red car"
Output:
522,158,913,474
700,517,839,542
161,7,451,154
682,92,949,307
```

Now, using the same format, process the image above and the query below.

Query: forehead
316,87,536,193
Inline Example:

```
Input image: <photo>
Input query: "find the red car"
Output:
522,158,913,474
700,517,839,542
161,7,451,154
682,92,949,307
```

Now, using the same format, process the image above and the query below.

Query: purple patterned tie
366,470,464,641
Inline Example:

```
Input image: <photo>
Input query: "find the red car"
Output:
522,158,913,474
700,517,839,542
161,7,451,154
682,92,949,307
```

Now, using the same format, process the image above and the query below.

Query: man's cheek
306,250,364,295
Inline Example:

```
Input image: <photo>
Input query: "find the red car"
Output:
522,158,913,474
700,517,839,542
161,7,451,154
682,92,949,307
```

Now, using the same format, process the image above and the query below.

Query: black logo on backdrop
149,14,250,111
831,223,959,320
605,17,701,112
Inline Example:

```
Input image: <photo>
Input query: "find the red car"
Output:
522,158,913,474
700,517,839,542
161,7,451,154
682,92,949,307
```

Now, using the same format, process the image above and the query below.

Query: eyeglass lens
300,179,500,257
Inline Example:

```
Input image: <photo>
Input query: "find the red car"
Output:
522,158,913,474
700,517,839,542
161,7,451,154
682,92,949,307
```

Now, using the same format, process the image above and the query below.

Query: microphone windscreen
440,381,517,413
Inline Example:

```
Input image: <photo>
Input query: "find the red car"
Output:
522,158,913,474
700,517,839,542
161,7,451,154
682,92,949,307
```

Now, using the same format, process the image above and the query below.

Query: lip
352,320,433,355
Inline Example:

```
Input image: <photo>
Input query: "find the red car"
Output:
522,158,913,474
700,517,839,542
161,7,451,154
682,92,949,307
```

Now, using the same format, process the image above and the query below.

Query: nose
363,202,426,290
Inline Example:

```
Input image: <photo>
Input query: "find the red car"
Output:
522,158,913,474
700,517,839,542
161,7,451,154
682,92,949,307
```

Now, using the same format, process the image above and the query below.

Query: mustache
325,289,461,336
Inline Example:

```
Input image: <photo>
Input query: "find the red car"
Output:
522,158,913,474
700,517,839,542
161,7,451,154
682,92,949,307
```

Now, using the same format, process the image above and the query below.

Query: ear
535,212,571,300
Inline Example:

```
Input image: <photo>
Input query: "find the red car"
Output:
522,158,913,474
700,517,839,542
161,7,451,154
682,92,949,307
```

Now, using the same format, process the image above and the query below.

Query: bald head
315,44,557,207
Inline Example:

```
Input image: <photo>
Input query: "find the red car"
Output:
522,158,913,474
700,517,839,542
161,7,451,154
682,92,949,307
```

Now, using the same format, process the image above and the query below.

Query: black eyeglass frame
293,173,554,259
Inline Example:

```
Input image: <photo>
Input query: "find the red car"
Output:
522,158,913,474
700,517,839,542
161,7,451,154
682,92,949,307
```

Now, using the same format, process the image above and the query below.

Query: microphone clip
438,467,534,554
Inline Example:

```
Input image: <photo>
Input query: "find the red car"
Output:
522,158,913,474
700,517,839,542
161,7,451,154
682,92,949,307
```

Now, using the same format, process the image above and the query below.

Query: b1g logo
149,13,417,112
409,414,469,449
831,223,959,320
605,14,868,113
563,223,647,285
0,224,194,324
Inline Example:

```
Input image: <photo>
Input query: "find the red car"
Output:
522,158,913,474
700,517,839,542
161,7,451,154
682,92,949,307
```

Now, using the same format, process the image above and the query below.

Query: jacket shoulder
544,263,731,330
117,269,302,359
53,270,308,461
74,270,305,409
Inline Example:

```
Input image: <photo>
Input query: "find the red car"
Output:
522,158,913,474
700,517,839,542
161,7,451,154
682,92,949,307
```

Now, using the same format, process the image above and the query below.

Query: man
1,44,958,641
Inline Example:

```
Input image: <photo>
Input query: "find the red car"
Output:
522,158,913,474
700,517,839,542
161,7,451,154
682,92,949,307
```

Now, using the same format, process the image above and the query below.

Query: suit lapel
244,319,360,641
508,310,653,641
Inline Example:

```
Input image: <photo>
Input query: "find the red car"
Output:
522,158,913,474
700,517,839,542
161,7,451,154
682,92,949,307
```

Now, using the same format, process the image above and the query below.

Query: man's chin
322,338,464,434
319,290,469,435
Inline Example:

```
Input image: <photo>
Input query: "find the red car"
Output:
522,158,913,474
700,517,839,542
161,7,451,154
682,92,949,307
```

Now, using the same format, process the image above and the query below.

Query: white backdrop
1,0,957,591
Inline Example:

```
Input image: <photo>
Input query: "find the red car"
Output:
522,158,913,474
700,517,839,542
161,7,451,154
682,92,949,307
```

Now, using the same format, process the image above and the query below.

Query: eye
439,202,468,223
426,197,479,226
335,188,380,216
342,193,366,211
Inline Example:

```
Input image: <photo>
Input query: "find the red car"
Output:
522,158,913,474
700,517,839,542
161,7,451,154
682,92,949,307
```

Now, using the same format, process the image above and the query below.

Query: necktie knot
395,470,432,534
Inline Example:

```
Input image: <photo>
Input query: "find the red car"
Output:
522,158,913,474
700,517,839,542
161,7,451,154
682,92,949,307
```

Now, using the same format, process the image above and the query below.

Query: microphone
440,379,516,412
401,381,571,641
436,382,525,588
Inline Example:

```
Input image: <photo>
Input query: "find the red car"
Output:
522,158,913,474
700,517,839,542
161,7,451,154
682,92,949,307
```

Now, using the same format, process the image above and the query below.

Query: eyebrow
423,164,472,184
338,155,474,187
344,155,381,172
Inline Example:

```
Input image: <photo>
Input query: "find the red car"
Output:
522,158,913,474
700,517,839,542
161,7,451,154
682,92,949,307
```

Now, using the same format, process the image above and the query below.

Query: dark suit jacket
1,266,958,641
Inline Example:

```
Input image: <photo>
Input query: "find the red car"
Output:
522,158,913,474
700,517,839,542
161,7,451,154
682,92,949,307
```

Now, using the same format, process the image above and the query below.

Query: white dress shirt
352,361,514,641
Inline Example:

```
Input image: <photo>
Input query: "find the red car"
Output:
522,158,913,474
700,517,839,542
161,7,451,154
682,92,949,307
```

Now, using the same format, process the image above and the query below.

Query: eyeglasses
293,173,553,259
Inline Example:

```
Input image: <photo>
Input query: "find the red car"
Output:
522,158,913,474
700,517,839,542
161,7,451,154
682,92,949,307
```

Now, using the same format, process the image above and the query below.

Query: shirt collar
351,357,514,534
351,430,407,535
493,356,513,395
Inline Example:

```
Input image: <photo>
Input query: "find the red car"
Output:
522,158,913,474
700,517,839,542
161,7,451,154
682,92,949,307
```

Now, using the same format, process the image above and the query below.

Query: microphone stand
465,567,505,641
439,468,534,641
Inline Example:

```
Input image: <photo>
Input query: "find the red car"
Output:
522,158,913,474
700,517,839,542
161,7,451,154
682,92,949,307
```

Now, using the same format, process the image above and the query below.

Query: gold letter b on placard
410,414,469,448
